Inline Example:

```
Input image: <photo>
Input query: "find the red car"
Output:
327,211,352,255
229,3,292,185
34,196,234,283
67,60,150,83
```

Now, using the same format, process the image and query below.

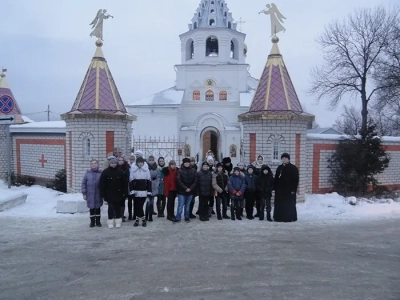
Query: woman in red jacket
162,160,178,221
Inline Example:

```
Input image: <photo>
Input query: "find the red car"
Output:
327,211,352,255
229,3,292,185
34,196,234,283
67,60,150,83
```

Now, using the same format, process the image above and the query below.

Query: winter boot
208,207,212,218
95,216,102,227
133,217,140,227
236,208,242,220
90,216,95,228
266,207,272,222
120,208,126,222
145,207,149,221
230,206,236,220
142,217,147,227
107,219,114,229
217,209,222,220
259,211,265,221
115,218,122,228
148,211,153,222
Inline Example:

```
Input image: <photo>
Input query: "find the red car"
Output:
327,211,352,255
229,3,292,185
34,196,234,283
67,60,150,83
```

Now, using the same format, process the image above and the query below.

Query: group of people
81,148,299,229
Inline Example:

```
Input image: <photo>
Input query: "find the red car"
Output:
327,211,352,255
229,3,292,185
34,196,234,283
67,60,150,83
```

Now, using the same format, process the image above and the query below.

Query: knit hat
247,165,255,171
233,166,240,172
182,157,191,164
107,156,118,164
281,152,290,160
207,156,214,162
135,150,144,157
169,160,176,166
136,156,144,164
202,161,209,167
216,162,224,169
237,162,245,167
222,157,231,164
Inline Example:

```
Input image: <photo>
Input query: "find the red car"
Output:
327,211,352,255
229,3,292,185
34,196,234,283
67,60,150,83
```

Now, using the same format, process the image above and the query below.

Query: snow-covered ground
1,180,400,220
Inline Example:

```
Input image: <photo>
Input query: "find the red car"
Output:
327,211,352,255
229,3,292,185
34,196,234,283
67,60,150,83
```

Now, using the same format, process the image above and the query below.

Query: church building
126,0,258,164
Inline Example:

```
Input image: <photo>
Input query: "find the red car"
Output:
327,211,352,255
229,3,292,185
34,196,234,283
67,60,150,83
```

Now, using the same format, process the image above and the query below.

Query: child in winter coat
162,160,178,221
146,155,160,222
257,164,274,221
212,163,229,220
197,161,214,221
81,159,103,228
100,156,127,229
157,157,166,217
118,156,130,222
129,156,152,227
244,165,258,220
228,167,246,220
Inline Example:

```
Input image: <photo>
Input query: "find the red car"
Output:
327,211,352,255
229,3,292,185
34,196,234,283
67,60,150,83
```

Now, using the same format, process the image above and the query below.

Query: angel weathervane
90,9,114,41
259,3,286,37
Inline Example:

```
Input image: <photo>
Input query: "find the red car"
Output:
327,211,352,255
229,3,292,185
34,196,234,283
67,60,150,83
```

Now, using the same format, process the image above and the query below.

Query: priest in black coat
273,153,299,222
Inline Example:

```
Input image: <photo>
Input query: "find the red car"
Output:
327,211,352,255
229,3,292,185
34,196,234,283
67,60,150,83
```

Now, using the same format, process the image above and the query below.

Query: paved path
0,215,399,300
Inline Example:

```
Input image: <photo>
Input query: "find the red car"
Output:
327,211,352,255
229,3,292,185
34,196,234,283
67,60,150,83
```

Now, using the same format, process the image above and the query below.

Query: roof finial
0,68,6,78
237,17,246,32
89,9,113,41
259,3,286,37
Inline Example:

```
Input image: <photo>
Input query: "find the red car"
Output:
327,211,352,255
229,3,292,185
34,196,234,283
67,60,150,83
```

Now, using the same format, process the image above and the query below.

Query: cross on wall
39,154,48,168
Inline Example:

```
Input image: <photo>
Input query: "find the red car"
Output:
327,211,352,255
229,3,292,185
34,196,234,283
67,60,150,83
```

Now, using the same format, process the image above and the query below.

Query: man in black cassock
273,152,299,222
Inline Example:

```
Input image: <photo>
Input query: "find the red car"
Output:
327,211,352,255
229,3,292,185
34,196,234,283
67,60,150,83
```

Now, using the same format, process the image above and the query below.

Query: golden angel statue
89,9,113,41
259,3,286,37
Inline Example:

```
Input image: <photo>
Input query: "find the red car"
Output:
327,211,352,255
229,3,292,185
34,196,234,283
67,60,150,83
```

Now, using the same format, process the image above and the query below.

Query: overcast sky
0,0,396,125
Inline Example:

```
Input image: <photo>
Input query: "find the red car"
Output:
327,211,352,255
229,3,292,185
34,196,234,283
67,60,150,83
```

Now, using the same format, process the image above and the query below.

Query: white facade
126,0,257,164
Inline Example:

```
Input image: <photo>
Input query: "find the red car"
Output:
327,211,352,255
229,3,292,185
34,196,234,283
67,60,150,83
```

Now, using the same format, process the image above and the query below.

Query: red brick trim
16,139,66,175
312,144,337,194
384,145,400,151
106,131,114,158
69,132,72,188
250,133,256,163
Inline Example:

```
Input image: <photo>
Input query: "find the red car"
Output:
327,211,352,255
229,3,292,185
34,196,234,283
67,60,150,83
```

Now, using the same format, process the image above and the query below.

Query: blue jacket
228,174,246,200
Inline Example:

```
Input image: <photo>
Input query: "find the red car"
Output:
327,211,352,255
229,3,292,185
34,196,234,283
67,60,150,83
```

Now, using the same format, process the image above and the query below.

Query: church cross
39,154,48,168
237,17,246,32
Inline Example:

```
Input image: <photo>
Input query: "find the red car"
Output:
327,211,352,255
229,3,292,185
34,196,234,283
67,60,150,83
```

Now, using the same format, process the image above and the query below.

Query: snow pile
298,192,400,220
0,181,85,218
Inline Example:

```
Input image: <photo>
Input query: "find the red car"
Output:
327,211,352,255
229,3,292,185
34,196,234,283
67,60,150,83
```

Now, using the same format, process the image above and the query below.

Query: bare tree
310,7,399,140
333,105,361,135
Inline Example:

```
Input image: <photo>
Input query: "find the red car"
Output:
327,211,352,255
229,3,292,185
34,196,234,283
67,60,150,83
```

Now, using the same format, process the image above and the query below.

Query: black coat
274,163,299,222
257,166,274,199
197,169,214,197
100,166,127,205
177,166,197,195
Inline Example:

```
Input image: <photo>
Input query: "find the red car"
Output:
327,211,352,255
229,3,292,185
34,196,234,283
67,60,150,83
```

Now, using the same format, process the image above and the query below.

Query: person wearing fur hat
228,167,246,220
146,155,160,222
197,161,214,221
129,156,152,227
175,157,198,223
244,165,259,220
162,160,178,221
274,153,299,222
100,156,127,229
257,164,274,221
212,163,229,220
81,159,103,228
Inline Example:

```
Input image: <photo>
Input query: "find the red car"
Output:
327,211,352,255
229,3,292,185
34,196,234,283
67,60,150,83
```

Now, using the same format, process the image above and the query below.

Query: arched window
228,21,231,29
198,12,201,17
219,91,227,100
272,140,280,161
83,138,91,157
186,39,194,60
209,19,215,26
230,38,239,59
221,3,224,7
210,9,215,13
193,22,197,29
211,1,214,4
193,90,200,100
206,36,218,56
224,12,227,17
205,90,214,101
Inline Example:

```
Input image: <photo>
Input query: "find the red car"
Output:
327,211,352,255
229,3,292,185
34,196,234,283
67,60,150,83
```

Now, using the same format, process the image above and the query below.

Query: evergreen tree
328,123,390,196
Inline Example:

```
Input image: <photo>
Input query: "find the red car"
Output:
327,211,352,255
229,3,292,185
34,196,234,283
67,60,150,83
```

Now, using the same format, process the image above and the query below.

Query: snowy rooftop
307,133,400,142
10,121,66,133
307,127,343,135
127,87,184,107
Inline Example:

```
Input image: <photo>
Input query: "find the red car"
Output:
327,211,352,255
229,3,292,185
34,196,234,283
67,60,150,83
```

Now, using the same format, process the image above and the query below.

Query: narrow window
219,91,227,100
84,138,91,157
205,90,214,101
273,140,280,161
193,90,200,100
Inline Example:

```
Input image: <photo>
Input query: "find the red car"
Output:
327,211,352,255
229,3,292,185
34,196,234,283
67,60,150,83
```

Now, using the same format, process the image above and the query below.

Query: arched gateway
201,127,219,161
